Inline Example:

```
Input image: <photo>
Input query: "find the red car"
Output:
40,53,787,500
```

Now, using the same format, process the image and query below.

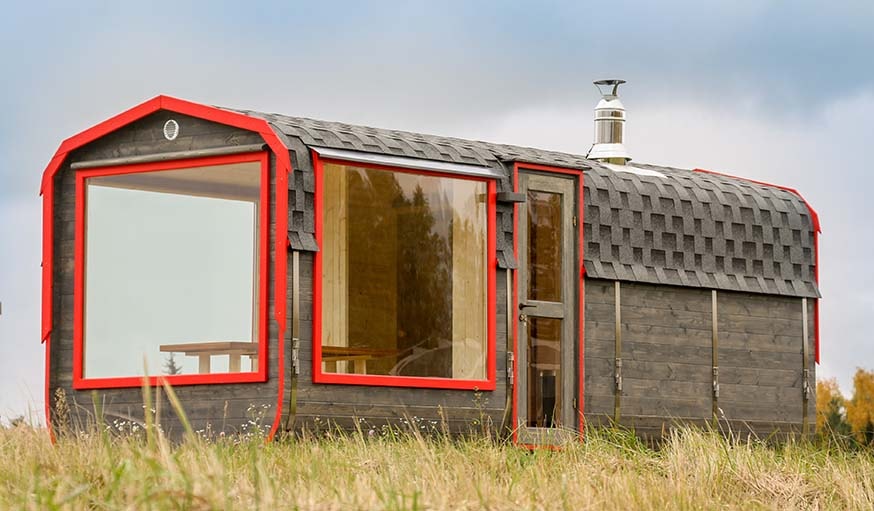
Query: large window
74,153,268,388
315,160,495,388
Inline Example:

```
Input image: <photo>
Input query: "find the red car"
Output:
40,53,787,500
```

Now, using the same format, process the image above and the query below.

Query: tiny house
41,82,820,443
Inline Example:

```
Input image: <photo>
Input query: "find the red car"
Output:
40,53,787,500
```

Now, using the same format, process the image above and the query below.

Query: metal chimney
587,79,631,165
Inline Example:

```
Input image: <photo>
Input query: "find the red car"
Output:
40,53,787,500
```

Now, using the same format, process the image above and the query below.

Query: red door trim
694,168,821,363
512,162,587,444
40,96,292,440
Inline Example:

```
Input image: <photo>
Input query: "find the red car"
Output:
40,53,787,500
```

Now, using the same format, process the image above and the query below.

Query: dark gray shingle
232,108,819,299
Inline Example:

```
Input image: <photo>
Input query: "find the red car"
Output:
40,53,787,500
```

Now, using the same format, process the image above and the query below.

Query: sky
1,0,873,422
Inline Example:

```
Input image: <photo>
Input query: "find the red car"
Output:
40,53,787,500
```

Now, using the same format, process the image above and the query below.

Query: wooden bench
160,341,258,374
321,346,400,374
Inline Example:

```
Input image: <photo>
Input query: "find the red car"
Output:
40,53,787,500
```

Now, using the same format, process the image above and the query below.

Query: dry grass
1,423,873,511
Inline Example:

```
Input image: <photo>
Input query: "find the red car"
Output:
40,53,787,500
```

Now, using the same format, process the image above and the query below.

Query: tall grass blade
160,377,195,441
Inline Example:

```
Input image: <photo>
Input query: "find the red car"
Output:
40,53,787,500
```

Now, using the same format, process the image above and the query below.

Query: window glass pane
526,317,562,427
83,162,261,378
527,190,563,302
321,164,488,380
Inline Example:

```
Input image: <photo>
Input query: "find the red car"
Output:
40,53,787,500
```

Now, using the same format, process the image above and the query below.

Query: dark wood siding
583,279,616,426
717,290,813,436
584,278,812,438
68,112,263,162
48,113,277,438
585,280,711,434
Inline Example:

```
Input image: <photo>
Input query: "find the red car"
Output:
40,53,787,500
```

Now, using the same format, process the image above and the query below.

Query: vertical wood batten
283,250,301,432
712,290,719,425
613,281,622,423
500,268,514,434
801,297,810,436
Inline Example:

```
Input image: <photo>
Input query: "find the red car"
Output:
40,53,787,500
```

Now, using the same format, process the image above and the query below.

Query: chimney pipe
587,79,631,165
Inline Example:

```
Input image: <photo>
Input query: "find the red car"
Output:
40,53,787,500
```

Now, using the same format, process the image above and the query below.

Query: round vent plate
163,119,180,141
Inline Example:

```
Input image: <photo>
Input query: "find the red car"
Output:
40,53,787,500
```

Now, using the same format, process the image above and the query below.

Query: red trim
694,167,822,363
73,174,84,385
41,163,59,342
313,150,324,385
42,179,55,440
487,179,497,390
39,95,293,439
312,152,498,391
511,162,587,444
72,152,270,390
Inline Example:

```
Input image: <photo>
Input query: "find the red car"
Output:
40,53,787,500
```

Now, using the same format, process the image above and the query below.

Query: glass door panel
527,191,563,302
527,317,562,427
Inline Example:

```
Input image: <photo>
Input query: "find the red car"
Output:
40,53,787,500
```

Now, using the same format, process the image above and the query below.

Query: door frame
512,162,585,445
517,173,576,433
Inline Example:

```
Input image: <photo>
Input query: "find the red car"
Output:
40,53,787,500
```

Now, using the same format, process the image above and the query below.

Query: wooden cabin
41,91,820,443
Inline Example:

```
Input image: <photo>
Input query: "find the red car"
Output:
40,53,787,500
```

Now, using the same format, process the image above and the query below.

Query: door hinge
573,397,578,410
712,366,720,398
291,337,300,376
614,357,623,392
802,368,811,400
572,215,578,227
506,352,515,386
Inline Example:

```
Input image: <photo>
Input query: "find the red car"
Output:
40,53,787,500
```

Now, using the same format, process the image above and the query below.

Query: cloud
1,1,873,416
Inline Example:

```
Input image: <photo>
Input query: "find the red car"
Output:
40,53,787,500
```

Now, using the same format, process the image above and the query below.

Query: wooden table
160,341,258,374
321,346,400,375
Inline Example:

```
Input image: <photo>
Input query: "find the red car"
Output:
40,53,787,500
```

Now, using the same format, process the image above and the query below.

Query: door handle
519,303,535,324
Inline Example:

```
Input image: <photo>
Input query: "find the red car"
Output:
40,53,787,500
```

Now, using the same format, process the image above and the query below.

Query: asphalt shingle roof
235,109,819,299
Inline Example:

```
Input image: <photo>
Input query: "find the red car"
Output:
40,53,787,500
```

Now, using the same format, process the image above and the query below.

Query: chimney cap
588,79,630,164
594,79,626,98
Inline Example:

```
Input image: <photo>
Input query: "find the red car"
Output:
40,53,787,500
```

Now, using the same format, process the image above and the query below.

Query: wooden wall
584,278,815,439
717,291,816,436
48,112,278,438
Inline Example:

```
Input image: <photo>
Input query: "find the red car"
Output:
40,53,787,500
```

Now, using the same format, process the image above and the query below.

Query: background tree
816,378,850,438
394,185,451,377
846,368,874,445
163,353,183,375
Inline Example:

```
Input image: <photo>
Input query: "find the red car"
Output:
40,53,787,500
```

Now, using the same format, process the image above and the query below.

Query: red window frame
312,152,497,391
72,151,271,389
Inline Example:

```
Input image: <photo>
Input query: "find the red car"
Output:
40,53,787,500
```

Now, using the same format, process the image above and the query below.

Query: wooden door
517,172,577,444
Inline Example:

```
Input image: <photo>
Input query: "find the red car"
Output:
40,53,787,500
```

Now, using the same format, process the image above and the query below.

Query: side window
316,161,495,387
75,155,268,387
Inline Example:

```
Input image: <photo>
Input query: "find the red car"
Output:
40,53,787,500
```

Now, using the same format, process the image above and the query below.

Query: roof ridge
228,107,594,166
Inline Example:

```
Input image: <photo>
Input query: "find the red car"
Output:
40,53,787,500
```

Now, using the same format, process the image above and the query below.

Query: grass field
1,421,873,511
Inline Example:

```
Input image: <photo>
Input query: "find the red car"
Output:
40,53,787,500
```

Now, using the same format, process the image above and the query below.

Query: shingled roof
235,109,819,299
